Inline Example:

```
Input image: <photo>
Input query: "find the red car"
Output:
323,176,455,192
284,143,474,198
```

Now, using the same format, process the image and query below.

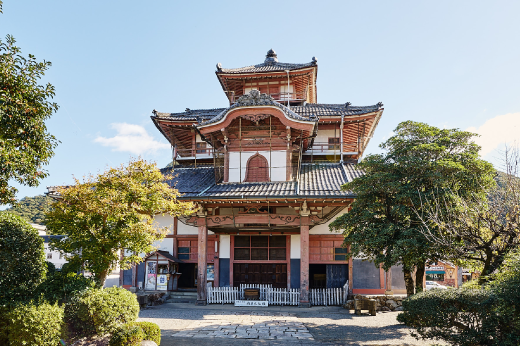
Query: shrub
37,271,95,304
398,249,520,346
0,306,9,345
0,213,46,304
65,286,139,336
7,301,64,346
397,288,498,346
128,321,161,345
109,324,144,346
488,248,520,345
46,261,57,275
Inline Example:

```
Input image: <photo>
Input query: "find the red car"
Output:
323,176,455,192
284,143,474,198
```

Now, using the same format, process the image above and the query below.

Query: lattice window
196,142,207,154
234,236,286,261
328,137,340,150
334,248,348,261
244,154,269,182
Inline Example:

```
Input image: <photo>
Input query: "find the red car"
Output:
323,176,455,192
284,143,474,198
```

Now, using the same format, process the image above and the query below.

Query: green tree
0,212,47,304
4,194,53,225
418,145,520,283
46,159,196,287
330,121,495,295
0,35,59,205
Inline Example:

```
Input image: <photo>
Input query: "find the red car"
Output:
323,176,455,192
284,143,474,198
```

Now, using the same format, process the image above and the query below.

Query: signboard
157,274,168,291
145,274,156,290
234,300,268,307
207,264,215,281
426,266,444,271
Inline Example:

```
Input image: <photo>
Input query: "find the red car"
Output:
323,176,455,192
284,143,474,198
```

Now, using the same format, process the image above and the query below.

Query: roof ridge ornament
265,48,278,65
312,56,318,65
235,89,274,107
216,62,222,72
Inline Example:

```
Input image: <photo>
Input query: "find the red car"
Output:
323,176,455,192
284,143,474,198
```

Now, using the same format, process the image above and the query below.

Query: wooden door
326,264,348,288
233,263,287,288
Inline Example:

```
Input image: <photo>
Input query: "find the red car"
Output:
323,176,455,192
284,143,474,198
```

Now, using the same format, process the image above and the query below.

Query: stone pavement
137,303,445,345
170,311,313,340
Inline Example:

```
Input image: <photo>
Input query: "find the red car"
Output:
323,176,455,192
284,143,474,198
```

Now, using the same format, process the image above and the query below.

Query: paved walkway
170,311,313,340
137,303,445,345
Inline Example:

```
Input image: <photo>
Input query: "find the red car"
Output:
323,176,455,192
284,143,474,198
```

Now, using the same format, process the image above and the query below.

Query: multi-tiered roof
151,50,383,204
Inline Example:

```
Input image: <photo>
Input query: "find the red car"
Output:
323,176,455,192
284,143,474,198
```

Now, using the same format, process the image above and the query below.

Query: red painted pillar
197,216,207,305
300,216,310,307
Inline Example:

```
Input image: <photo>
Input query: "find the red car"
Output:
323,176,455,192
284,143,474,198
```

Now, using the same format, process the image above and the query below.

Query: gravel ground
137,303,446,346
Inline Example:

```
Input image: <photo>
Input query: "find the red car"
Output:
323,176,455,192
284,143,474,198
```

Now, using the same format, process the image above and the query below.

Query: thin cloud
467,113,520,156
95,123,170,155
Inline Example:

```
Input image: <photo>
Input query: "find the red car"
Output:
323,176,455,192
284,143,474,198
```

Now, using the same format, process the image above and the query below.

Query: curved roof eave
197,90,317,130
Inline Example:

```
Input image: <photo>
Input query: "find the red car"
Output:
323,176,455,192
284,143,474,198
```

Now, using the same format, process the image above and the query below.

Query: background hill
3,195,53,225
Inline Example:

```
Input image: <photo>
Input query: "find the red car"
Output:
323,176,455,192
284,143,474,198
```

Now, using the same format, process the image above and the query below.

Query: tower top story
216,49,319,105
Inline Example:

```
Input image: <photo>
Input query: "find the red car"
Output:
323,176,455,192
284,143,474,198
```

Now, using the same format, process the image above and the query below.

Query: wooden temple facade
121,49,401,305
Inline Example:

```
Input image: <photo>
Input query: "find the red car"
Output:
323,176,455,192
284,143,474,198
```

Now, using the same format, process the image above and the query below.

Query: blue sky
1,1,519,204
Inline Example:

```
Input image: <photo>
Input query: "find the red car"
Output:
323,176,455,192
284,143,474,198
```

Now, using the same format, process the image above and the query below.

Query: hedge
397,288,498,345
37,270,95,304
65,287,139,336
7,301,64,346
128,321,161,345
109,324,145,346
0,213,46,304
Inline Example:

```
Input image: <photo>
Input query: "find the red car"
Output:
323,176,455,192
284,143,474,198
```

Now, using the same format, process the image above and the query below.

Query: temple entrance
233,263,287,288
178,263,197,289
310,264,326,289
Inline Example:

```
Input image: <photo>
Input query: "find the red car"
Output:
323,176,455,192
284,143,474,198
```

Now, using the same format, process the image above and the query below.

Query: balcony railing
229,91,307,104
175,147,214,158
305,142,360,155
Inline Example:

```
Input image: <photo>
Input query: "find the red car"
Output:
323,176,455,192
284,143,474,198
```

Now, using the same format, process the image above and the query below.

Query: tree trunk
403,268,415,297
415,262,425,293
96,268,110,288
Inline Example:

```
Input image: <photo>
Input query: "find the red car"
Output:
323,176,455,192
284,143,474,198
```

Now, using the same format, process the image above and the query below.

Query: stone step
169,292,198,297
167,297,197,304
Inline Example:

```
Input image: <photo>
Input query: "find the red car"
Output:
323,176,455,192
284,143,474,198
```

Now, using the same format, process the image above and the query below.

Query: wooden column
385,268,393,295
300,213,310,307
173,217,178,258
348,245,353,295
196,213,207,305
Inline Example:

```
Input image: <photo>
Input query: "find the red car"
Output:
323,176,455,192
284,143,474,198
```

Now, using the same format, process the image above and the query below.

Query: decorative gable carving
235,90,274,107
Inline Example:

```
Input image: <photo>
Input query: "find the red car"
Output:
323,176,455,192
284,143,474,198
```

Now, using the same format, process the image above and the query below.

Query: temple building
122,49,406,305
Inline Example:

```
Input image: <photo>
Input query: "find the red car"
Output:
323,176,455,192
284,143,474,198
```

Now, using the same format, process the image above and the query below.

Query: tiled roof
299,163,357,197
153,108,226,122
162,167,215,197
152,102,382,125
218,61,316,74
41,235,65,243
162,163,362,199
201,181,297,197
291,103,384,118
217,49,317,74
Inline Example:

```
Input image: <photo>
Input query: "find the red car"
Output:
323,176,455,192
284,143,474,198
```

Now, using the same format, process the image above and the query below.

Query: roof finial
265,48,278,64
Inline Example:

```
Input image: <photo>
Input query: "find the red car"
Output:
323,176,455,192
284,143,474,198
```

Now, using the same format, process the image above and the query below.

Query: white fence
266,288,300,306
309,281,349,306
239,284,271,300
207,281,349,306
207,286,240,304
207,284,299,306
